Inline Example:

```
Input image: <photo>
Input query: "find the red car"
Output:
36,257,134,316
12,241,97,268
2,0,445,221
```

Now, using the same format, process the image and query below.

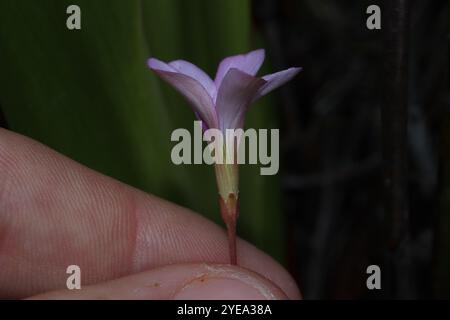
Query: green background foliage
0,0,283,261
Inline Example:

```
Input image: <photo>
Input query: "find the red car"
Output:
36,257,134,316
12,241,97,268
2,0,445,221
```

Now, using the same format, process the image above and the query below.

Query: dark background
268,0,448,299
0,0,448,299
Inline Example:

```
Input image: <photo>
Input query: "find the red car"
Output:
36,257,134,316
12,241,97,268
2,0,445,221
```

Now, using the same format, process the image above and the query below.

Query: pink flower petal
254,67,302,101
169,60,217,101
148,58,218,128
216,68,266,131
214,49,265,92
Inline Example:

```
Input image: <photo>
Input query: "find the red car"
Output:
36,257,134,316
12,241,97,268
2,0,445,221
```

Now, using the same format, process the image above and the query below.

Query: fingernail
173,272,285,300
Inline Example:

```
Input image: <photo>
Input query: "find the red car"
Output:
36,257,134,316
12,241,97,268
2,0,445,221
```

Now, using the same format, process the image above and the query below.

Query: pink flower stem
226,218,237,265
219,194,239,265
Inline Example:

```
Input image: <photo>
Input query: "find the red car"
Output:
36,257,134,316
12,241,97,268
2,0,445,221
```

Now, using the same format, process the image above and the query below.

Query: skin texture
0,128,301,300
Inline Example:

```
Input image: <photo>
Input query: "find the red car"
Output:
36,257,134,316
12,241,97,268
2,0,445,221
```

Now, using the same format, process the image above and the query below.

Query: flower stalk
218,192,239,265
215,139,239,264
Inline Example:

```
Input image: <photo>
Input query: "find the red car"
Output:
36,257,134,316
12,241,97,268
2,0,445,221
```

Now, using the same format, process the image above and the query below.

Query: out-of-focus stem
382,0,410,298
434,24,450,298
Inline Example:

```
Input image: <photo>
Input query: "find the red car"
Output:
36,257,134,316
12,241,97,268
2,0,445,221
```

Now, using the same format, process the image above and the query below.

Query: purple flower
148,49,301,264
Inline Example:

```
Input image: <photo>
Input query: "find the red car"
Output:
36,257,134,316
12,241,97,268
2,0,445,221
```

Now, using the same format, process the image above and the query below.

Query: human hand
0,128,301,300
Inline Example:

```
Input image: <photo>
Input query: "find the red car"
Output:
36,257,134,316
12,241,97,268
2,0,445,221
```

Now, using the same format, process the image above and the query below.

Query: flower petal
216,68,266,131
148,58,218,128
148,57,177,72
254,67,302,102
169,60,217,101
214,49,265,92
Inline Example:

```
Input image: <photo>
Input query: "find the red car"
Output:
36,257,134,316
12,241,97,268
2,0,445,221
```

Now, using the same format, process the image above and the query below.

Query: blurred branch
382,0,411,298
434,20,450,299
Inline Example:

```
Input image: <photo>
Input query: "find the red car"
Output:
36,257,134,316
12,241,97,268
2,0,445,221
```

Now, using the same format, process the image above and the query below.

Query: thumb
28,263,291,300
